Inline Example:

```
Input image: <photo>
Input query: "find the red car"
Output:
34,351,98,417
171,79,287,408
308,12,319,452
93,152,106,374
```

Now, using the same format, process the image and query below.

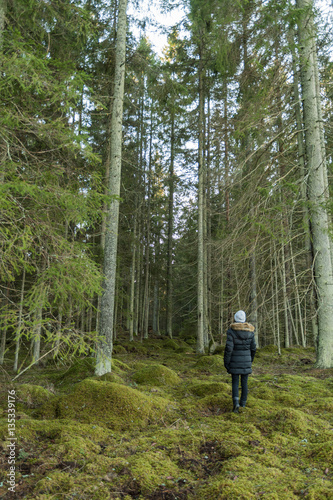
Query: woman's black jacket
224,322,256,375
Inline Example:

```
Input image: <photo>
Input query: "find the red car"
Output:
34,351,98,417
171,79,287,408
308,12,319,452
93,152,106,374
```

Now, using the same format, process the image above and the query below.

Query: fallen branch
11,343,64,382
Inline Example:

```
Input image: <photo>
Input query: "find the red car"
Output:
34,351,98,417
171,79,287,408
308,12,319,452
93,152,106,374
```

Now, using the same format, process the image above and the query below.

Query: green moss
212,345,225,355
16,384,55,408
122,342,148,354
131,363,181,386
83,454,117,475
306,441,333,463
92,372,124,384
259,344,279,353
199,455,306,499
198,475,257,499
175,346,189,353
55,434,101,462
34,470,111,500
274,391,306,407
113,344,127,354
39,380,169,430
2,344,332,500
35,471,75,495
192,355,225,373
129,450,190,495
0,417,112,445
305,482,333,499
112,358,131,373
256,408,332,440
162,339,180,350
189,381,230,396
57,357,95,382
306,397,333,414
197,392,231,413
250,382,275,401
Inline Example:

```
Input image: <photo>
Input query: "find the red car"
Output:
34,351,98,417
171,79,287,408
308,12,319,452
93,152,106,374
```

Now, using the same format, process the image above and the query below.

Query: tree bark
249,252,259,346
0,0,6,59
31,303,43,365
14,266,26,373
166,109,175,339
95,0,128,375
129,216,137,341
153,232,160,334
143,106,153,339
0,285,9,364
297,0,333,368
274,242,281,355
197,50,205,354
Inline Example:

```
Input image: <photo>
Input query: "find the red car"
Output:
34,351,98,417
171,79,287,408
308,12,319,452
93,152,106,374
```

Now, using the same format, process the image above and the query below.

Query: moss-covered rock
93,372,124,384
113,344,127,354
306,397,333,414
39,380,169,430
129,450,190,495
189,381,230,397
0,416,113,444
175,346,189,353
55,434,101,462
260,344,279,353
57,357,95,382
256,407,332,440
131,363,181,386
212,345,225,355
198,454,308,499
112,358,131,373
198,392,231,413
162,339,179,350
34,470,111,500
122,341,148,354
192,355,225,373
35,471,75,496
16,384,55,408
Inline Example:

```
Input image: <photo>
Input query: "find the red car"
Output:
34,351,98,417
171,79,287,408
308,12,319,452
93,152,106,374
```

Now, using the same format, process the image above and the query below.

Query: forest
0,0,333,498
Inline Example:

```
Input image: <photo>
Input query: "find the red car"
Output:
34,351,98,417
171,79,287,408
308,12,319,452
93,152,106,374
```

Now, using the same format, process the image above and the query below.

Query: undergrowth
0,338,332,499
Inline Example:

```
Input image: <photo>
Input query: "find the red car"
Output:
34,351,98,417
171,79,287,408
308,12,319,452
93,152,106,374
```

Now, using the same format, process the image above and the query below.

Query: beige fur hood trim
230,322,255,332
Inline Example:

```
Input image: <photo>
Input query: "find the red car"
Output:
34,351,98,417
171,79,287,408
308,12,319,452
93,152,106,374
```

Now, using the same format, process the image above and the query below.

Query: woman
224,310,256,413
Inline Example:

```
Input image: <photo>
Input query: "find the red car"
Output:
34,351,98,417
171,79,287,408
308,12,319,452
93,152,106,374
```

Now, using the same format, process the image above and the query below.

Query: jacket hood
230,322,255,332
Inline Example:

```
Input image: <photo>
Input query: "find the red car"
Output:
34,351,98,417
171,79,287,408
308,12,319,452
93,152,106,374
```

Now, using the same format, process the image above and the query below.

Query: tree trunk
166,110,175,339
291,28,317,344
297,0,333,368
31,304,43,364
0,285,9,364
281,240,290,348
0,0,6,58
274,242,281,355
14,266,26,373
143,106,153,339
54,309,63,357
129,216,137,341
204,83,210,348
197,50,205,354
95,0,128,375
249,252,259,346
134,218,142,338
153,232,160,334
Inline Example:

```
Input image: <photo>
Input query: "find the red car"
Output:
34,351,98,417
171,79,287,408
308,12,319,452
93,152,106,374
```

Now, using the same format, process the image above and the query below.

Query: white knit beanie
234,310,246,323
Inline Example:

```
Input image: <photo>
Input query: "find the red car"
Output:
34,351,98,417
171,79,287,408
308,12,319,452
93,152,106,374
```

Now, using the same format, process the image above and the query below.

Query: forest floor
0,336,333,500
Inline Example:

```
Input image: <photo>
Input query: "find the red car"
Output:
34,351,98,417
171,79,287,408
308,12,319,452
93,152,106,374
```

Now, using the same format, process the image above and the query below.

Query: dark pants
232,374,249,406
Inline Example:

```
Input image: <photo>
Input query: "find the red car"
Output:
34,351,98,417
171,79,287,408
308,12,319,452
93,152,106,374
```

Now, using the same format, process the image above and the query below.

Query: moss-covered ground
0,338,332,499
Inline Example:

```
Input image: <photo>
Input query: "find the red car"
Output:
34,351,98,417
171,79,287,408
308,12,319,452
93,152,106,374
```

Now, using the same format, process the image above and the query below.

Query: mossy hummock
131,363,181,386
39,379,170,430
